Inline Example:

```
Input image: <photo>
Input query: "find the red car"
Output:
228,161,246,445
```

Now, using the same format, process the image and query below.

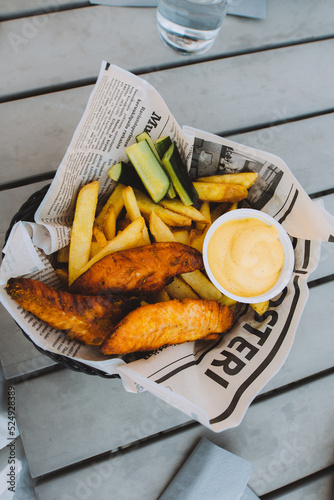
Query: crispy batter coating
69,242,203,296
101,299,233,355
6,277,140,345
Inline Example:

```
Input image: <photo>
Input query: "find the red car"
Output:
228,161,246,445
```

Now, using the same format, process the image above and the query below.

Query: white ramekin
203,208,295,304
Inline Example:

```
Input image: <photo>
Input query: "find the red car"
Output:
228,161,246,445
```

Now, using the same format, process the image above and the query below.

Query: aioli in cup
203,209,294,304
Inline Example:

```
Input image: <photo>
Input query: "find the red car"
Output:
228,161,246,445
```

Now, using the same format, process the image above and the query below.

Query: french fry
149,211,175,243
68,181,99,286
122,186,141,220
57,245,69,263
210,203,230,222
159,198,210,224
93,225,107,247
122,186,150,245
95,183,125,228
228,202,238,212
133,188,192,227
193,182,248,203
251,301,269,315
74,217,146,281
148,288,171,303
55,268,69,284
89,241,104,259
181,270,223,301
103,205,116,241
188,228,202,244
219,295,238,307
172,229,190,245
196,201,211,231
196,172,258,189
165,276,199,300
182,270,236,307
189,229,207,253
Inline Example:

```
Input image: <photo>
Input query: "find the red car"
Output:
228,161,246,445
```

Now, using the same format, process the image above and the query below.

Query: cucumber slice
155,136,172,159
162,142,199,206
136,132,161,161
126,140,170,203
108,162,147,193
137,133,175,198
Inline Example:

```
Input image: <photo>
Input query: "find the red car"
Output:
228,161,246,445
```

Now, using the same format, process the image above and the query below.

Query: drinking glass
157,0,230,55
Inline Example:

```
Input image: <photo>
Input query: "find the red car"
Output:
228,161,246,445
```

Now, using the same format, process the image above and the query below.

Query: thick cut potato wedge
103,205,116,240
68,181,99,286
57,245,69,263
193,182,248,203
93,225,107,247
149,211,175,243
122,186,150,245
181,270,223,301
95,183,125,228
172,229,190,245
165,276,200,300
196,172,258,189
133,188,192,227
251,301,269,315
159,198,210,224
196,201,211,231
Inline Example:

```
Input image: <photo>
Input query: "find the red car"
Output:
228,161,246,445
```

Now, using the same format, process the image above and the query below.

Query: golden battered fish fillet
6,278,140,345
100,299,233,355
69,242,203,296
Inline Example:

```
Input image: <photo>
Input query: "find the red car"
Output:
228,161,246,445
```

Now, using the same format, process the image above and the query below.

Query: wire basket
4,184,119,378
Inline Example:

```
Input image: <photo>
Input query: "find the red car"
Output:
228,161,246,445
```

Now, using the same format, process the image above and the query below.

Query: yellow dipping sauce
207,217,285,298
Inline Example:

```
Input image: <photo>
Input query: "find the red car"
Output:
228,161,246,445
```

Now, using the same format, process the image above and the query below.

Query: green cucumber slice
162,143,199,206
126,140,170,203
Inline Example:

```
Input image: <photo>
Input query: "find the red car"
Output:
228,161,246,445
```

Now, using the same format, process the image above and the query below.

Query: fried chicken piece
6,277,140,345
69,242,203,296
100,299,233,355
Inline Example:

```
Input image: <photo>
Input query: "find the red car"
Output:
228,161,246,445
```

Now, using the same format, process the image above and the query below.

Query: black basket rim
3,184,119,379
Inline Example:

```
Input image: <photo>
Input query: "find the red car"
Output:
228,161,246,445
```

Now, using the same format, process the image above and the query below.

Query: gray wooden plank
230,114,334,199
148,39,334,135
14,277,334,478
0,181,58,380
2,49,334,190
0,0,87,19
308,193,334,282
263,471,334,499
1,0,334,98
34,371,334,499
0,180,51,249
0,86,92,187
259,279,334,394
0,306,56,380
15,370,190,478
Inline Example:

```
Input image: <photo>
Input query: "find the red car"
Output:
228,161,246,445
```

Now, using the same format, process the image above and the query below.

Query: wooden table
1,1,334,498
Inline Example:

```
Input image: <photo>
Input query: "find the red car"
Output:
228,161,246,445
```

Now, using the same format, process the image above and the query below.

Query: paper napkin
158,437,257,500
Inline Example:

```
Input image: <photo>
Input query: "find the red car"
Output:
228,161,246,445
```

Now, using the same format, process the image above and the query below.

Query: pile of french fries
56,170,269,316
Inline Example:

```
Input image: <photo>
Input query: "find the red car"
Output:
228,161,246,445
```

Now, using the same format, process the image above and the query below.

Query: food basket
2,61,334,432
3,184,119,379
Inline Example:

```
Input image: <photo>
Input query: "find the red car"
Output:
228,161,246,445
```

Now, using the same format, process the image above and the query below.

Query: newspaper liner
1,61,334,432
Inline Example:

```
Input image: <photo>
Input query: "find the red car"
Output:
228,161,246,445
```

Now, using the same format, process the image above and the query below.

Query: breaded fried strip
70,242,203,296
6,278,140,345
101,299,233,355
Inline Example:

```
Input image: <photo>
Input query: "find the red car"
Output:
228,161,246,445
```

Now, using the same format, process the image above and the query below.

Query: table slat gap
26,365,334,480
0,78,97,105
0,172,55,192
220,107,334,139
261,464,334,500
308,273,334,289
